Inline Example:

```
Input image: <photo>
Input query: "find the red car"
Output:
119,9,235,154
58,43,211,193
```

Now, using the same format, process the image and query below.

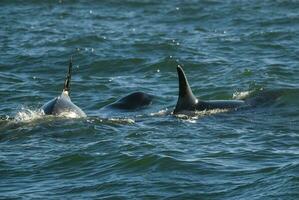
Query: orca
41,58,86,117
104,91,153,110
173,65,247,114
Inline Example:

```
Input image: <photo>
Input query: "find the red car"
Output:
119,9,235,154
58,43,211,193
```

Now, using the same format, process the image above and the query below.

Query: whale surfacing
105,92,153,110
174,65,246,114
41,58,86,117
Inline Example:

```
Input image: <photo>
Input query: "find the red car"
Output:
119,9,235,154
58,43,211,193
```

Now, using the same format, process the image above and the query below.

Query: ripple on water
1,0,299,199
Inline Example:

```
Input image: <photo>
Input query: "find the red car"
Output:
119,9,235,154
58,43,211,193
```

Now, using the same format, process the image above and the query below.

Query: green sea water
0,0,299,199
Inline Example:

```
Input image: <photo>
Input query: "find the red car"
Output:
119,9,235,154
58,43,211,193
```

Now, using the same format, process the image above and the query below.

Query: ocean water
1,0,299,199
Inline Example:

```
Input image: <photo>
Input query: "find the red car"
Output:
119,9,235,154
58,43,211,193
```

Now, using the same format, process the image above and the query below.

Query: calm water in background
1,0,299,199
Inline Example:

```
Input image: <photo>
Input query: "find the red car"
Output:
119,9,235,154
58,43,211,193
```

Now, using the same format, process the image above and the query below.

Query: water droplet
89,10,93,14
176,7,180,10
157,69,160,73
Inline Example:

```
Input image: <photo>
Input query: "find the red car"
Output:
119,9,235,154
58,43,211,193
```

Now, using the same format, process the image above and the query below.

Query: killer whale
103,91,153,110
174,65,247,114
41,58,86,117
95,91,153,119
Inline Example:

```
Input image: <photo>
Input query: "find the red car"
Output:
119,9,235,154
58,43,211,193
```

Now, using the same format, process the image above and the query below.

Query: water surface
1,0,299,199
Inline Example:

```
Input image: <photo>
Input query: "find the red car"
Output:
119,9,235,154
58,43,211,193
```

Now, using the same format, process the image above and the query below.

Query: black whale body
174,65,248,114
104,92,154,110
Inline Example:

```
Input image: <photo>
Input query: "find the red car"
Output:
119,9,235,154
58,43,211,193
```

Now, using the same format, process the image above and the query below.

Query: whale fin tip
63,57,72,95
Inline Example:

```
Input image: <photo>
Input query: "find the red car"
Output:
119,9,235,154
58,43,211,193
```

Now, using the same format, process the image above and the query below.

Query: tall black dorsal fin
63,57,72,95
174,65,198,114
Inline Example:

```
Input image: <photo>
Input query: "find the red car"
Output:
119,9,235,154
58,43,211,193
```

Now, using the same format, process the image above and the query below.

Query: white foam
14,107,45,122
109,118,135,124
233,90,252,100
196,109,230,116
57,111,83,119
150,108,169,116
174,108,230,121
14,106,85,122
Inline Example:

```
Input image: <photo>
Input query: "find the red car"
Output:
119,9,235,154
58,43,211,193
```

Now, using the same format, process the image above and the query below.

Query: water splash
14,107,45,122
195,108,230,116
14,107,85,122
233,90,253,100
150,108,170,116
174,108,230,122
0,115,11,121
86,117,135,124
109,118,135,124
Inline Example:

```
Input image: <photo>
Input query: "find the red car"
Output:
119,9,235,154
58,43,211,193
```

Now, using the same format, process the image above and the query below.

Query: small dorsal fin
63,57,72,95
174,65,198,114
